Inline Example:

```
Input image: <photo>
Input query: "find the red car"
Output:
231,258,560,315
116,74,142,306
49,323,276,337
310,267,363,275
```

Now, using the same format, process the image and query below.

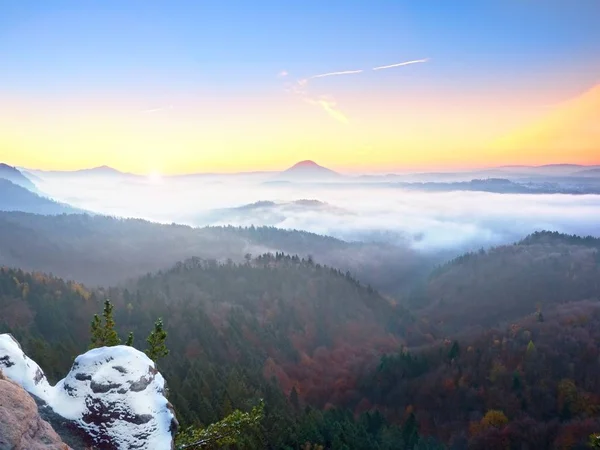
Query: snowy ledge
0,333,177,450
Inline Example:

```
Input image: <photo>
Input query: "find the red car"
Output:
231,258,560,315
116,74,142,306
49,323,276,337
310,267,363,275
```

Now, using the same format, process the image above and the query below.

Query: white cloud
35,174,600,255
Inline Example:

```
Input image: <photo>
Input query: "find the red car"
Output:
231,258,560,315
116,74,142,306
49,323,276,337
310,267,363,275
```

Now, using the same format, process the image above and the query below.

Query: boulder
0,334,177,450
0,370,71,450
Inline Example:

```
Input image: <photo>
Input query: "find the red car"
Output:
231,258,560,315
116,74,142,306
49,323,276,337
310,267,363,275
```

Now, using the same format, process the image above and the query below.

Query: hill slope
0,212,433,291
0,179,80,215
0,163,36,190
410,231,600,336
361,300,600,447
0,259,412,440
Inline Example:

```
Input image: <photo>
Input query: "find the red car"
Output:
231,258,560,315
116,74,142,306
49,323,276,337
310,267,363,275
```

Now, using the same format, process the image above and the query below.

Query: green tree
290,386,300,411
448,341,460,361
89,299,121,348
89,314,103,349
102,299,121,346
402,412,419,449
125,331,134,347
146,318,169,362
176,401,264,449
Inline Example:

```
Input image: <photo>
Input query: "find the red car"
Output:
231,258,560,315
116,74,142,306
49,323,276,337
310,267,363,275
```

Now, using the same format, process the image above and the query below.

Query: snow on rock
0,333,178,450
0,334,52,402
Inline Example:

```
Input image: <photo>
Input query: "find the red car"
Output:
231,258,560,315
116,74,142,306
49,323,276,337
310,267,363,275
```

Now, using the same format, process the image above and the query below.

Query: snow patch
0,333,52,401
0,333,176,449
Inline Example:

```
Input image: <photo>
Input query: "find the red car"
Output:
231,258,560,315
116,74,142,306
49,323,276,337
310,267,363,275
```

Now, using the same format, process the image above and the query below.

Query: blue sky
2,0,599,94
1,1,599,172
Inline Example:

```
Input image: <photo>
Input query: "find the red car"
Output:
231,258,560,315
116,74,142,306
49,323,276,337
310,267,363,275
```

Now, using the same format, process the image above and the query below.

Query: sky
1,0,599,174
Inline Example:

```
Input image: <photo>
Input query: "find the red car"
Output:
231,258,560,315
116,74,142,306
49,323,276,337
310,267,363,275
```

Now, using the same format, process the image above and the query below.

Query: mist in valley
33,170,600,256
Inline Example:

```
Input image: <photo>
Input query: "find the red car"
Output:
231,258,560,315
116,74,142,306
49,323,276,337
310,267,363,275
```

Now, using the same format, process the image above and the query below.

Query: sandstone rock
0,371,71,450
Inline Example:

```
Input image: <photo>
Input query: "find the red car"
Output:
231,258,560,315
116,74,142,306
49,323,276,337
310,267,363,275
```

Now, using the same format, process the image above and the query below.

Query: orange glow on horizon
1,83,598,174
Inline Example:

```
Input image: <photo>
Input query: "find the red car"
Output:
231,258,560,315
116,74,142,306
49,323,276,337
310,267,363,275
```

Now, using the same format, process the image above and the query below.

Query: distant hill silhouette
278,160,340,180
575,167,600,177
0,163,36,190
30,165,138,179
0,179,80,215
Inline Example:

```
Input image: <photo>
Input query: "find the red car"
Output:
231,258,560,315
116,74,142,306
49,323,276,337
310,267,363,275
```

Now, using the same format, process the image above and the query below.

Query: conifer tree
89,299,121,349
125,332,134,347
103,299,121,346
89,314,103,349
290,386,300,411
146,318,169,362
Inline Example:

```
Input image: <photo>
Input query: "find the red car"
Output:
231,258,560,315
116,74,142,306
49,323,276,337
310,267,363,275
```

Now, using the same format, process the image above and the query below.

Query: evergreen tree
103,299,121,346
176,401,264,449
290,386,300,411
125,331,134,347
402,412,419,449
89,299,121,348
448,341,460,361
146,318,169,362
89,314,103,349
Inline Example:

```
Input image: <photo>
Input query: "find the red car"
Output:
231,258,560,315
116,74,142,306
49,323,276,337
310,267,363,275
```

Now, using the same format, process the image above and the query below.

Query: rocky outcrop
0,334,177,450
0,369,71,450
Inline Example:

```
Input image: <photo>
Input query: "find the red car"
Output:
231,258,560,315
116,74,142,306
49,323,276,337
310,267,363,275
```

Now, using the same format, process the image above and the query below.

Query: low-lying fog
36,173,600,253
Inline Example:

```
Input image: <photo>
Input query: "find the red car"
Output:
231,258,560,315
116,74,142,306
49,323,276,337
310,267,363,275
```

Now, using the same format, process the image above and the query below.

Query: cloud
278,70,289,78
288,78,349,124
310,69,363,79
36,173,600,256
372,58,430,71
283,57,428,123
307,97,349,124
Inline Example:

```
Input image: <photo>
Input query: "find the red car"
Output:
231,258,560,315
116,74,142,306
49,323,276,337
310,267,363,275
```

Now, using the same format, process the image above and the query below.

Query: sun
147,170,162,183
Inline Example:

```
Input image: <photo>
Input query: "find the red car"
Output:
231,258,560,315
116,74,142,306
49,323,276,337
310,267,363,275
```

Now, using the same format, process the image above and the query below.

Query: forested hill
107,254,412,416
409,231,600,336
0,179,80,215
0,256,420,448
361,300,600,448
4,232,600,448
0,212,434,292
519,230,600,247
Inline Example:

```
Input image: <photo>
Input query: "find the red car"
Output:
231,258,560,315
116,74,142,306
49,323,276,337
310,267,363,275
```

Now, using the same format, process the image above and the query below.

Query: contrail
282,57,427,124
372,58,429,71
311,69,363,79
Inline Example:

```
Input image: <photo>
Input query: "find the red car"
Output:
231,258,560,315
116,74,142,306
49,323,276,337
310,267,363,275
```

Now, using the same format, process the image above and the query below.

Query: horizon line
6,160,600,177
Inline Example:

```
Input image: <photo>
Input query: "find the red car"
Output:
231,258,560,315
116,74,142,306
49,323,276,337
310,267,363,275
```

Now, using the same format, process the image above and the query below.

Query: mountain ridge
0,163,37,191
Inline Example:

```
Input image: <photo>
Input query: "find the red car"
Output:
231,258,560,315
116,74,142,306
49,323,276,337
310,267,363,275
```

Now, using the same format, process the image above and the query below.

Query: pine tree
89,299,121,349
448,341,460,361
89,314,103,349
402,412,419,449
103,299,121,346
125,332,134,347
290,386,300,411
146,318,169,362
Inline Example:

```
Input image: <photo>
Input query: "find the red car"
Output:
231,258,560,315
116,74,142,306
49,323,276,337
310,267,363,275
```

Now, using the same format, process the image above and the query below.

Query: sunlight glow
147,170,162,183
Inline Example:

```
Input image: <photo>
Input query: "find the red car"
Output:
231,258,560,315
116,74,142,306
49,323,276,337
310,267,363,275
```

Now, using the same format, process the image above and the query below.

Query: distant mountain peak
280,160,340,180
291,160,320,168
84,165,121,173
